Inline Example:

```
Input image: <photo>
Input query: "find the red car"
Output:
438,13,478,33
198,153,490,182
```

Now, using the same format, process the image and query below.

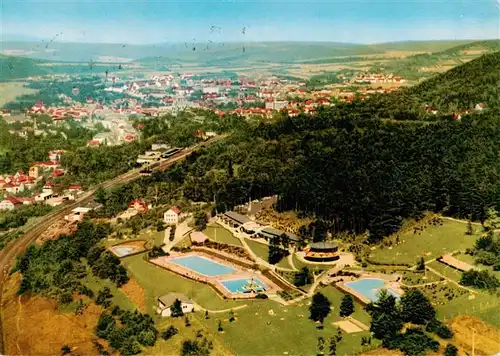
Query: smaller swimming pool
171,255,235,276
221,278,266,293
345,278,401,302
113,246,135,257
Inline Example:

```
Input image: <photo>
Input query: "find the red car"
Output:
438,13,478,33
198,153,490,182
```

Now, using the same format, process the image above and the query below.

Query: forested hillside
349,50,500,120
0,54,48,80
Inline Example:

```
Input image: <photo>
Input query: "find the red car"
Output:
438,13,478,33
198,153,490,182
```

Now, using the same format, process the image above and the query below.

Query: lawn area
436,291,500,328
401,270,442,285
203,223,242,247
245,239,292,269
146,313,232,356
0,82,38,107
246,239,269,260
427,261,463,283
369,219,480,265
120,253,246,314
195,286,378,355
80,264,137,311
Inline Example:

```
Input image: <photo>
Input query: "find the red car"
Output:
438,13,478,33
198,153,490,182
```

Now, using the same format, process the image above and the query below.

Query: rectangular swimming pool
170,255,235,276
344,278,401,302
220,278,266,293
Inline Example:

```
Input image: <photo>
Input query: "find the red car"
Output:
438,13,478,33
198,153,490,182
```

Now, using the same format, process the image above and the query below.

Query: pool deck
150,251,280,299
335,272,404,305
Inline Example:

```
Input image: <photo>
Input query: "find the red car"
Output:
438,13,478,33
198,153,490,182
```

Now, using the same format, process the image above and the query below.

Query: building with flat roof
220,211,251,228
305,241,340,262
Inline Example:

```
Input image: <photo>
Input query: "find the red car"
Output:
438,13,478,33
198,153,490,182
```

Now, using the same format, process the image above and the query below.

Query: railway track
0,136,224,353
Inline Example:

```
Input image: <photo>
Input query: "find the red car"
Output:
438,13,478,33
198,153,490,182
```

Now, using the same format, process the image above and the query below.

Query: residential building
164,206,181,225
129,200,149,214
0,196,22,210
157,293,195,317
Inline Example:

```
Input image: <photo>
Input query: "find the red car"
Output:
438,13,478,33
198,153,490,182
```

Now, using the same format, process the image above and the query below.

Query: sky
1,0,499,44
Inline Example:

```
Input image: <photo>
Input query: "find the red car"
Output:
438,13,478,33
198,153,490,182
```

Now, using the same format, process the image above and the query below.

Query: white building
157,293,195,317
203,86,220,94
164,206,181,225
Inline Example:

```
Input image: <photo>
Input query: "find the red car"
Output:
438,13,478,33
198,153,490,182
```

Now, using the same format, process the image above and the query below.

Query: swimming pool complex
344,278,401,302
170,255,235,276
221,278,266,293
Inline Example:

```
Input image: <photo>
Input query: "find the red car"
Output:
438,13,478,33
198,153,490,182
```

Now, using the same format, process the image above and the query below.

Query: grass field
121,253,246,314
369,220,479,265
203,223,243,246
427,261,463,283
194,285,377,355
245,239,293,269
0,82,38,107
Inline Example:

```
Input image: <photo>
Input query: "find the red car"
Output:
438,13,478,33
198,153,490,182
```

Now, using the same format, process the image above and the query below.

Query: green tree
466,220,473,235
366,290,403,341
400,289,435,325
181,337,213,356
339,294,355,317
444,344,458,356
317,336,325,355
61,344,71,355
96,287,113,308
328,337,337,356
161,325,178,340
194,211,208,231
171,299,184,317
309,292,331,323
416,256,425,271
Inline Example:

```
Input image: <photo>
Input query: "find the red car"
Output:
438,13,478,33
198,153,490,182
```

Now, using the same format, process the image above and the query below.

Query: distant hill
137,42,384,67
373,39,500,80
367,40,476,53
0,54,49,80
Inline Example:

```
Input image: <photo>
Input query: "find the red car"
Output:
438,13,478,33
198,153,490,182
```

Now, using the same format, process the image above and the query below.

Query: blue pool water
345,278,401,302
171,255,235,276
221,278,266,293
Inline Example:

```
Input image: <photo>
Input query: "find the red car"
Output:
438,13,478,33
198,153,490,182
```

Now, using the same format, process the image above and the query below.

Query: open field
203,223,242,246
369,219,479,265
120,253,246,314
2,273,103,356
448,315,500,355
245,239,293,269
147,312,232,355
0,82,38,107
195,285,378,355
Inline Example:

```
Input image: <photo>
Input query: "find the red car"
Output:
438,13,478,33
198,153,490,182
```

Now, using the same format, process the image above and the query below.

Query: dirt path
15,295,22,355
195,303,248,314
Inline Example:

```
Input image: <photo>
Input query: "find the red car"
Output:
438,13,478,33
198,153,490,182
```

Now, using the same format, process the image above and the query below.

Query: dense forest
93,51,500,242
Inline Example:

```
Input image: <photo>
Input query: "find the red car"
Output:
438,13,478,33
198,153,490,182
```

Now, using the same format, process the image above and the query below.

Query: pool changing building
157,292,195,317
305,241,340,262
